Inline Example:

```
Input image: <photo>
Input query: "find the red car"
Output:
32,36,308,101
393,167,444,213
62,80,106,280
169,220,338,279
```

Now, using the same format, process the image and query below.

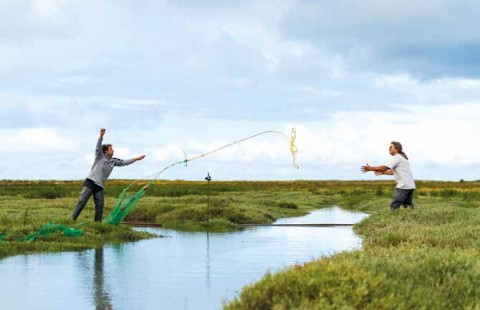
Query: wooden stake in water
205,172,212,231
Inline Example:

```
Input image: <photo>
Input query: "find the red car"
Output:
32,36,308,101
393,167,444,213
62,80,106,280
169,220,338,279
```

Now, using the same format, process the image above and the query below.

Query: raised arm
95,128,106,159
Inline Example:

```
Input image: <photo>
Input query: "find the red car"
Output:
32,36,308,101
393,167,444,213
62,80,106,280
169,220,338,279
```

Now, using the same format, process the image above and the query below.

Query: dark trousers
72,180,104,222
391,188,414,210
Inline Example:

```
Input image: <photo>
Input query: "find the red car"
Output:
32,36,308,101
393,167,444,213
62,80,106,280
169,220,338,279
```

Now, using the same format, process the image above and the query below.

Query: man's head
102,144,114,158
389,141,403,156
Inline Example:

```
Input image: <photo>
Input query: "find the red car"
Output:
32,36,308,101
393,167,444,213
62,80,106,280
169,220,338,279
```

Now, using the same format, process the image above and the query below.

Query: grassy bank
0,188,155,259
0,179,335,258
225,183,480,309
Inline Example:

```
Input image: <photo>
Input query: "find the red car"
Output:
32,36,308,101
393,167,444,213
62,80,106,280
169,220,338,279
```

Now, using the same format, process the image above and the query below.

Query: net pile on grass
19,222,83,242
104,128,299,225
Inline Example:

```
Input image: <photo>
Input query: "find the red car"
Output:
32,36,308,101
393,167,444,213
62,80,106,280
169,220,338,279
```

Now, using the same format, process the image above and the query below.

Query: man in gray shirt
72,128,145,222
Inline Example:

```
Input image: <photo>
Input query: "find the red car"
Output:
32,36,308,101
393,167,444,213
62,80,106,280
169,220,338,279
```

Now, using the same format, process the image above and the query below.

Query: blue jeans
72,180,104,221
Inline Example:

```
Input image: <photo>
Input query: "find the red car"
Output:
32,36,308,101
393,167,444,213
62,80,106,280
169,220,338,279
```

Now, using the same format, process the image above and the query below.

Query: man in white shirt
361,141,416,211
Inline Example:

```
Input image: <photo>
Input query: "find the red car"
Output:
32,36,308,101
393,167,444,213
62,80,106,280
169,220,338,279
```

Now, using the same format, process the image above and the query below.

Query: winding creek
0,207,368,310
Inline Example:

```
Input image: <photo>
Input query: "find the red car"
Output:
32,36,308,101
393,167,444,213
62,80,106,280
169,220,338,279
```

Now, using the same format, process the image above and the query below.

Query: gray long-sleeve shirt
86,137,135,188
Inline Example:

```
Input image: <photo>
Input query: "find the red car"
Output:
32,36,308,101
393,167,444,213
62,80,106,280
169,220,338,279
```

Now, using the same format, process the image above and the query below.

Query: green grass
225,184,480,309
225,247,480,309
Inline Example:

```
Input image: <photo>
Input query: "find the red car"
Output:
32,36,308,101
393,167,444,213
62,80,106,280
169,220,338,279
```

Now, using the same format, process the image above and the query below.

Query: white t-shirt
385,154,416,189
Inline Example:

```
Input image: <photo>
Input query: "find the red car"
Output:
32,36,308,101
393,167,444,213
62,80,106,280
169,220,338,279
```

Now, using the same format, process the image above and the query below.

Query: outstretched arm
113,155,146,167
375,169,393,176
361,164,390,173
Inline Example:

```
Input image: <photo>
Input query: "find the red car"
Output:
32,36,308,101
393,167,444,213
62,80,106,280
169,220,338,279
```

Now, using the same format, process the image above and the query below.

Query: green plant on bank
225,191,480,309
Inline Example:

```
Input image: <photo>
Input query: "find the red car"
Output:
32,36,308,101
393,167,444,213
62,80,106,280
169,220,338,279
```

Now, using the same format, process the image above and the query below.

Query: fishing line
104,127,299,224
127,128,298,189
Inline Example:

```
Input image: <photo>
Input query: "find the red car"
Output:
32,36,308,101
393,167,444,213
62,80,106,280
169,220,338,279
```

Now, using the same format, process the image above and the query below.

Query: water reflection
74,248,113,309
93,248,113,310
206,232,211,292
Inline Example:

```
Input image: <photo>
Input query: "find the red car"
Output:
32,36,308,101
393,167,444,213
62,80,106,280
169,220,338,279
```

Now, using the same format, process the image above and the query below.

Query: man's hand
135,155,146,161
360,164,370,173
100,128,106,138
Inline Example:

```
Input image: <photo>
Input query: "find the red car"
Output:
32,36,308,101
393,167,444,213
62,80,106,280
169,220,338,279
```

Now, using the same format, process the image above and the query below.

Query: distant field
2,179,479,201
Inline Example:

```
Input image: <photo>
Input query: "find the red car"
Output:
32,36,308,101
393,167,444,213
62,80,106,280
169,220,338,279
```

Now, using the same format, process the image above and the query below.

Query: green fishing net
19,222,83,242
104,183,151,225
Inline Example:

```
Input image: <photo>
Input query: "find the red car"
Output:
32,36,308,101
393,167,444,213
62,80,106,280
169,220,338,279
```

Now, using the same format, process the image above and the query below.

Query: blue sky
0,0,479,181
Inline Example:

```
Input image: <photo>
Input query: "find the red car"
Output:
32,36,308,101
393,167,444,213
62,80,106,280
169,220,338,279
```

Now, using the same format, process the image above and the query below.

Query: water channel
0,206,368,310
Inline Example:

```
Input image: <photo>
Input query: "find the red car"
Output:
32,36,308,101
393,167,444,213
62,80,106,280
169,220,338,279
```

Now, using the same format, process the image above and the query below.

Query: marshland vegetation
1,179,479,308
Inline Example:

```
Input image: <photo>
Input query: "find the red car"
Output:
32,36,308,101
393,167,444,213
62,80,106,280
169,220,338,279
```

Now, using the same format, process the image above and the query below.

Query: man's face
106,146,114,157
389,144,397,156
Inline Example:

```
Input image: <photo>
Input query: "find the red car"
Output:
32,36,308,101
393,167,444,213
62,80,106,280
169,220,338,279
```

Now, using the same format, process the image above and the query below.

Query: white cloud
1,127,73,151
295,103,480,169
373,73,418,89
0,102,478,180
48,75,103,86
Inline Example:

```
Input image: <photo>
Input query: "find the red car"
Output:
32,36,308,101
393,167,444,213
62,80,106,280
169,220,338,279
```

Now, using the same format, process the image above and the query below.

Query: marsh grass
226,247,480,309
121,191,317,231
226,181,480,309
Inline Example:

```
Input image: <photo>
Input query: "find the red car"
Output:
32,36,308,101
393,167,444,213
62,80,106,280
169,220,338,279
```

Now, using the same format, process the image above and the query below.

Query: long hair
391,141,408,160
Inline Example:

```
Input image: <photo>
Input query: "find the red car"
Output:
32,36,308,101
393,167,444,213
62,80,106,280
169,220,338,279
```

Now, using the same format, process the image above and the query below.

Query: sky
0,0,479,181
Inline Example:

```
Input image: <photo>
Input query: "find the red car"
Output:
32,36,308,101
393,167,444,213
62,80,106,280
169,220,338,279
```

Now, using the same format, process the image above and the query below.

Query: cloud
296,103,480,171
1,127,73,151
0,92,167,129
0,1,479,181
0,101,478,181
280,1,480,78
